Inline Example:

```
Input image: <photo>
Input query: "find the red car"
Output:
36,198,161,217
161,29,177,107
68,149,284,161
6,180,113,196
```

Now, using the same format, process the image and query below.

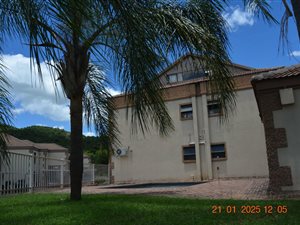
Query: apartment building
111,54,279,184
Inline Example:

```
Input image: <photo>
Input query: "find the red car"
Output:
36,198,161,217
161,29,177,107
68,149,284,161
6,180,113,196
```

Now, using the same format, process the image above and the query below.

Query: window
207,100,221,116
167,74,178,83
211,144,226,160
183,145,196,162
180,104,193,120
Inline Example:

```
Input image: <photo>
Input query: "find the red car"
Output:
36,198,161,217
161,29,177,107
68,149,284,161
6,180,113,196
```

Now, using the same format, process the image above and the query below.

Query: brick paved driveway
56,178,281,200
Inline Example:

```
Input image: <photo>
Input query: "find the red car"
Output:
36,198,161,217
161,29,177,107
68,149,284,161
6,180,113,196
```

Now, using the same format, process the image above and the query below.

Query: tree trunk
291,0,300,40
70,95,83,200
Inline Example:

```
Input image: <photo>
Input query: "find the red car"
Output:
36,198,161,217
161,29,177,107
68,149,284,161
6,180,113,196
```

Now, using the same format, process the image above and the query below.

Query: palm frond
0,45,14,165
279,0,293,51
5,0,241,138
243,0,278,24
100,0,234,131
83,64,119,145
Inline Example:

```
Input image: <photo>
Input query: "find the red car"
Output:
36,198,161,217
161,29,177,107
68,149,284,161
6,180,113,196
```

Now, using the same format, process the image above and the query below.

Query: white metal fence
0,152,108,196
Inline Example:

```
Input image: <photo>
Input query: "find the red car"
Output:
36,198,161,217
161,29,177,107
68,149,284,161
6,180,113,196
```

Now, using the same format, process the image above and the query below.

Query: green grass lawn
0,194,299,225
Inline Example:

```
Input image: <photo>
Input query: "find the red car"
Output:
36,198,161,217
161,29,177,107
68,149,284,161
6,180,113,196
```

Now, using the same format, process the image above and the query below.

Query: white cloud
3,54,120,122
4,54,69,121
84,131,96,137
223,6,255,31
35,123,46,126
53,126,64,130
12,108,25,115
107,87,121,96
289,51,300,57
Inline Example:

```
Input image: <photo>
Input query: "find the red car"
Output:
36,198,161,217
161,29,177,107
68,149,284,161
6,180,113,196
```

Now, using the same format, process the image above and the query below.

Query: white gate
0,152,107,196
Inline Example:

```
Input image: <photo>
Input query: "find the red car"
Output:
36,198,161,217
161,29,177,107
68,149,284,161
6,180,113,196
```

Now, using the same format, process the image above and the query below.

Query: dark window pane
211,144,225,152
211,144,226,159
208,101,221,116
181,111,193,119
168,74,178,83
180,104,193,119
182,71,206,81
183,146,196,161
212,152,226,159
181,104,192,110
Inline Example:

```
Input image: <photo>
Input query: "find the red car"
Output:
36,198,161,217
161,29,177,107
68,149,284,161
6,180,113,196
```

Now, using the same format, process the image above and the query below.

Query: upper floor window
207,100,221,117
182,70,207,81
167,74,178,83
167,70,209,84
180,104,193,120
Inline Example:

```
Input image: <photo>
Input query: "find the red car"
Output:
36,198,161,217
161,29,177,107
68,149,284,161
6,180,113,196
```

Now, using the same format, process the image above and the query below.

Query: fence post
60,160,64,189
107,163,111,184
91,164,95,185
29,154,34,193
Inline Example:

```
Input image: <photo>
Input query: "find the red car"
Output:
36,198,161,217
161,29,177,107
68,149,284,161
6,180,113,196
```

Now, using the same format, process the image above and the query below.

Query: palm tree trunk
291,0,300,40
70,95,83,200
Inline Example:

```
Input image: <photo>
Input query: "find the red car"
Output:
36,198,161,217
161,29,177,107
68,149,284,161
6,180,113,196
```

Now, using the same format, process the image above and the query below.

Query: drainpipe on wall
201,94,213,179
192,96,202,180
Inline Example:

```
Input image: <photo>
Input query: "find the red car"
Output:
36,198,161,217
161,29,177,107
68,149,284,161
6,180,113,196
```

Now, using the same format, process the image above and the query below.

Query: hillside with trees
6,126,109,164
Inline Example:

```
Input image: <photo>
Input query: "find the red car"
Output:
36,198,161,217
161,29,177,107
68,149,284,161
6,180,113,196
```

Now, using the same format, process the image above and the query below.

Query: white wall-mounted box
280,88,294,105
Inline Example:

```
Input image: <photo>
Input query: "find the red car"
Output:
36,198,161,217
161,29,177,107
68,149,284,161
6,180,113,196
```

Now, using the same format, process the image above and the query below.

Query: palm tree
1,0,241,200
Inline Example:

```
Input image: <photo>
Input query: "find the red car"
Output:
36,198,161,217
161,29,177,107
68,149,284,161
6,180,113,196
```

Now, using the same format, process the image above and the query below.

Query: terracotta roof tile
34,143,67,151
4,135,35,149
251,64,300,82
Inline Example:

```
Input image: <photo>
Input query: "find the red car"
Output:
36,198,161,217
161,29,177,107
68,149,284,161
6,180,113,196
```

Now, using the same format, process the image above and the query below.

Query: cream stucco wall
274,88,300,191
113,98,197,183
112,88,269,184
208,89,268,178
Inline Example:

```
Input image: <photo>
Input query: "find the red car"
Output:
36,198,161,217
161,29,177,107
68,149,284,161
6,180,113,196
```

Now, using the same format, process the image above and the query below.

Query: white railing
0,152,108,196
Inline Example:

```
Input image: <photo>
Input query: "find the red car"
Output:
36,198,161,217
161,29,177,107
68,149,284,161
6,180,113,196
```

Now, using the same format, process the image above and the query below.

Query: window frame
182,145,196,163
179,103,193,120
207,100,222,117
167,73,178,84
211,143,227,161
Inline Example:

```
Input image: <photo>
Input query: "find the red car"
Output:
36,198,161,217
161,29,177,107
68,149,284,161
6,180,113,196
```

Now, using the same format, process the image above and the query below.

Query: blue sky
2,1,300,135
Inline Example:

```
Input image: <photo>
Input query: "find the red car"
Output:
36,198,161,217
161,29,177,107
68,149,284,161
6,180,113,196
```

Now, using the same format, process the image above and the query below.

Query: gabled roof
158,53,255,77
4,134,67,152
112,54,284,101
4,135,36,150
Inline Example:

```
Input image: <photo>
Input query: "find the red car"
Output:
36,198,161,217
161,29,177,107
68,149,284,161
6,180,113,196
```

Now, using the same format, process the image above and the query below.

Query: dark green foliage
6,125,70,148
84,135,110,164
0,194,299,225
5,125,109,164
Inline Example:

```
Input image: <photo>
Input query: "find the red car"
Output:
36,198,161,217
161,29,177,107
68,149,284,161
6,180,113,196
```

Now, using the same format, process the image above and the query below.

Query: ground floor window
211,144,226,160
183,145,196,163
